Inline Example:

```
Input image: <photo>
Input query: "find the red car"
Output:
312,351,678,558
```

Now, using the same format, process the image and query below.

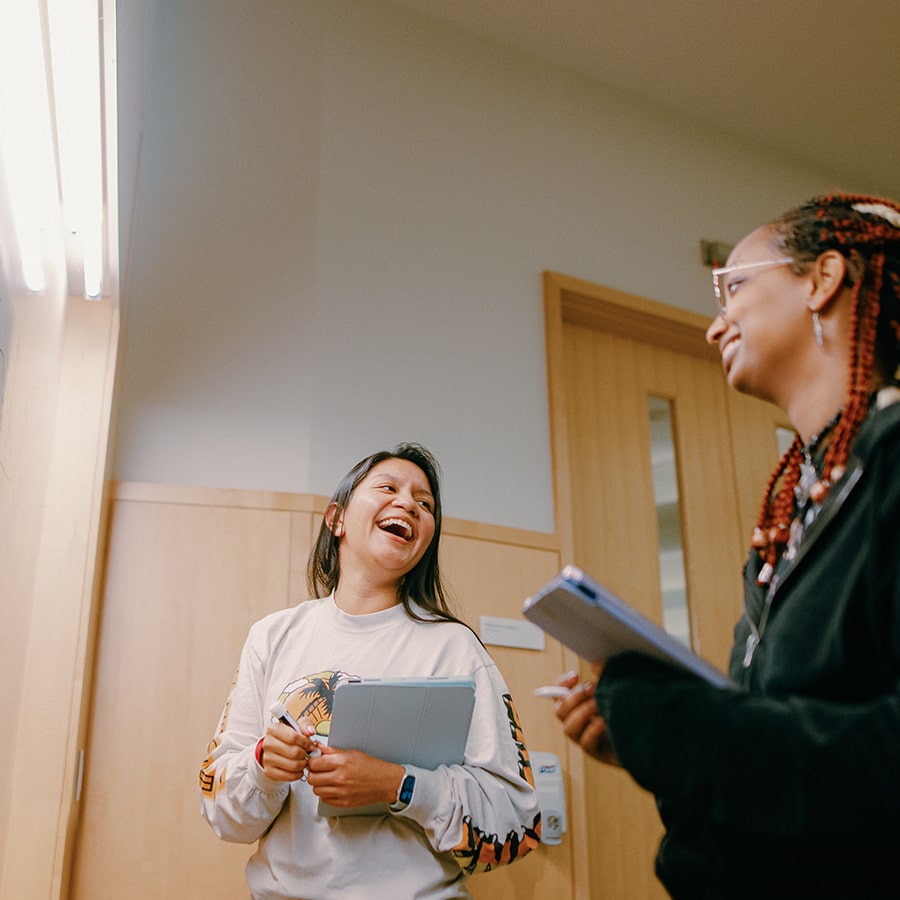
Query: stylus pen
270,700,320,781
533,685,570,699
270,700,302,732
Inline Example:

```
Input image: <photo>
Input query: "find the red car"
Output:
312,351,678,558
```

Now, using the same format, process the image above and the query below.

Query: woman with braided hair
553,194,900,898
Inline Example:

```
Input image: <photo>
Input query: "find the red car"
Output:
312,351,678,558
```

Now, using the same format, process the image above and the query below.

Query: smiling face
329,457,437,587
706,226,813,406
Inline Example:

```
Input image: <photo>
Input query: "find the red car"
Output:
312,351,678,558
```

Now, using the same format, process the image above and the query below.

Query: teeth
722,338,741,366
379,518,413,539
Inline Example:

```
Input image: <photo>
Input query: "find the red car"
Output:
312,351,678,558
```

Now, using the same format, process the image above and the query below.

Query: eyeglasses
711,257,794,316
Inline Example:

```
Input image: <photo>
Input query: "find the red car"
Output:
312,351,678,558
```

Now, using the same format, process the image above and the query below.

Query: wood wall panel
440,532,571,900
70,485,572,900
70,496,309,900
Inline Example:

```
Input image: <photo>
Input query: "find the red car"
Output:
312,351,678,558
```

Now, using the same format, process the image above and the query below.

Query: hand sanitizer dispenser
531,751,566,845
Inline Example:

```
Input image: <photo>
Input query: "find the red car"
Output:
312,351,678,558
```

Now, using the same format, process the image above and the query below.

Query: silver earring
812,311,824,347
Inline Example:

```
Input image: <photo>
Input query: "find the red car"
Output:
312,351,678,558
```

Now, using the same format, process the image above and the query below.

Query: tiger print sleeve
391,661,543,874
198,629,290,843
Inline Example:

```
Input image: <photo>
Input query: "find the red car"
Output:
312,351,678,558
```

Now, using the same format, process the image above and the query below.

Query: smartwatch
390,765,416,812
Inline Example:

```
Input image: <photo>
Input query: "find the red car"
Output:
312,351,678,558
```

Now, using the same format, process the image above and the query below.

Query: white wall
113,0,857,532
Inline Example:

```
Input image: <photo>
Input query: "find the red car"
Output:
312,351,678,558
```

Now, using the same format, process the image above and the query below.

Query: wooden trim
542,272,576,565
110,481,327,513
441,516,558,551
542,272,592,900
546,270,719,363
109,482,560,553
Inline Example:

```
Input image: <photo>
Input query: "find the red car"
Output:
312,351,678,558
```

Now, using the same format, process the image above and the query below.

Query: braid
825,256,881,474
752,193,900,577
751,438,803,574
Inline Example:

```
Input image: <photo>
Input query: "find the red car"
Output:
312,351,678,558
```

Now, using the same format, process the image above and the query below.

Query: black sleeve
595,653,900,839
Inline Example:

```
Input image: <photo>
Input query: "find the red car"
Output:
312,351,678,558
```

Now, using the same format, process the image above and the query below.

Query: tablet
317,676,476,816
523,565,737,690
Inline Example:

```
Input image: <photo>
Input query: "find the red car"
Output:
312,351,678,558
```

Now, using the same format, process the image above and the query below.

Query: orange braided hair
752,194,900,574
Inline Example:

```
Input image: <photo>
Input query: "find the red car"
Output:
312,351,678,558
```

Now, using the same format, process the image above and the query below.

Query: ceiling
390,0,900,199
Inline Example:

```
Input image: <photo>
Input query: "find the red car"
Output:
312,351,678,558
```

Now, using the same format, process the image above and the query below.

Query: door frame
543,270,719,562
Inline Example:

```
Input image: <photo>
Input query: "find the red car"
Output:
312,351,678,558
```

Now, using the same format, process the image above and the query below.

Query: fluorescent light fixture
0,0,107,300
0,1,62,295
48,0,105,299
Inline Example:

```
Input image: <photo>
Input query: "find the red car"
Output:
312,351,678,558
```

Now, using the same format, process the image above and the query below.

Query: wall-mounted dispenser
531,751,566,845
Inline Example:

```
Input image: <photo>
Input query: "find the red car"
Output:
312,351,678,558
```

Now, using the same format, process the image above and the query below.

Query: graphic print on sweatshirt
275,669,349,738
201,670,541,873
199,669,351,798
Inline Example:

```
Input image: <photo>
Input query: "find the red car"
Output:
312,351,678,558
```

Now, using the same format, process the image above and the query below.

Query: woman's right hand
260,717,320,782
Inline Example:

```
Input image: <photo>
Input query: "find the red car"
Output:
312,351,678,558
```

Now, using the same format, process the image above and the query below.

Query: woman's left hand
552,670,620,766
306,745,405,809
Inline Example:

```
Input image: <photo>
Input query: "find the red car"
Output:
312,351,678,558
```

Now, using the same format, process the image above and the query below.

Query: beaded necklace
742,408,842,667
785,407,844,562
752,408,844,587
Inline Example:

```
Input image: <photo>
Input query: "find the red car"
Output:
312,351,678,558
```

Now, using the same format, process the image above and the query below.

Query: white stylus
270,701,322,782
270,700,302,732
533,685,570,698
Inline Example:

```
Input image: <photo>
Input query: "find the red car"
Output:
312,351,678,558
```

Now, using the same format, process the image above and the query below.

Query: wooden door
544,272,789,898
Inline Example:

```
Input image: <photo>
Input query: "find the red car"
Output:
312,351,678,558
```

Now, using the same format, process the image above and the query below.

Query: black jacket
595,400,900,899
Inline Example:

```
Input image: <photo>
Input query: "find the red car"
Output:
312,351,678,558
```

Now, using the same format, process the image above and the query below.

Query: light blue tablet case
317,676,475,817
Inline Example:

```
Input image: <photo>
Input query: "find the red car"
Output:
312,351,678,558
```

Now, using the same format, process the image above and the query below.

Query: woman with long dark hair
201,443,541,898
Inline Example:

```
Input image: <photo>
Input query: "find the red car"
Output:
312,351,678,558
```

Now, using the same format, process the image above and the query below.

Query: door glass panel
647,395,690,646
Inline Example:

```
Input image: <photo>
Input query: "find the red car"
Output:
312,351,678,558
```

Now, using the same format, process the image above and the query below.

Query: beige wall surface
112,0,845,533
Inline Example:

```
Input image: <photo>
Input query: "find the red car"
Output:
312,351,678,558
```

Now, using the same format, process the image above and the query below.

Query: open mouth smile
721,335,741,370
377,517,414,542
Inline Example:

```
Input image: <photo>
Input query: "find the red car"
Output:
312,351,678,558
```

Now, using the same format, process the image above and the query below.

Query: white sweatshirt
199,596,542,899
